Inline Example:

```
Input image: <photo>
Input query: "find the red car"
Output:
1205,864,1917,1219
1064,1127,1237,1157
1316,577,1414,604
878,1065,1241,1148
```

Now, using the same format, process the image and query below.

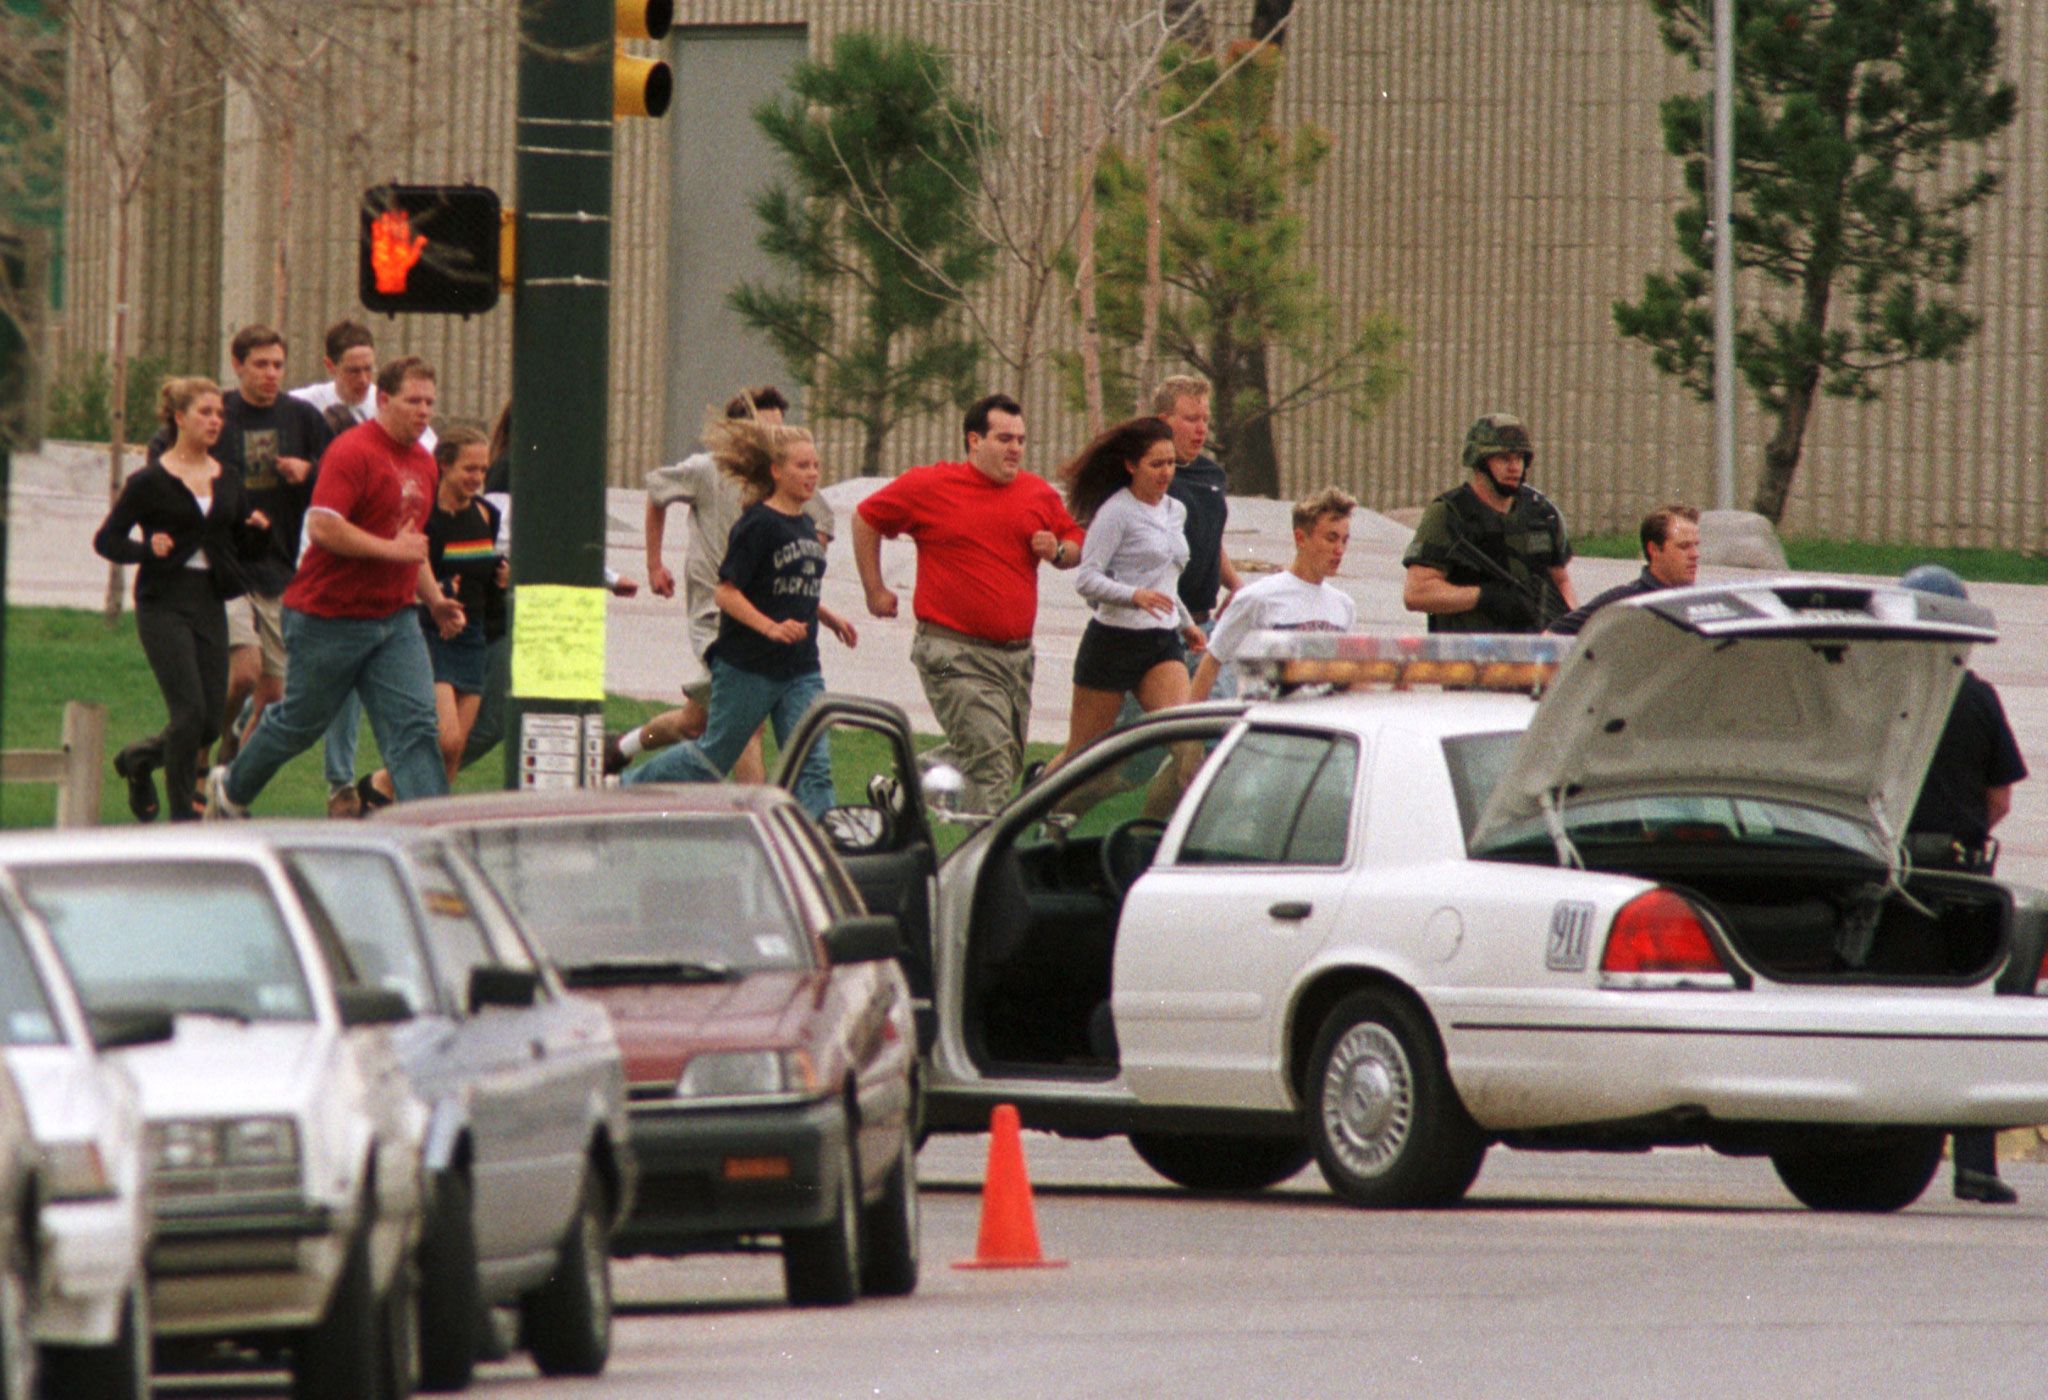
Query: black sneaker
356,773,395,815
602,731,630,776
1955,1169,2018,1204
113,743,160,823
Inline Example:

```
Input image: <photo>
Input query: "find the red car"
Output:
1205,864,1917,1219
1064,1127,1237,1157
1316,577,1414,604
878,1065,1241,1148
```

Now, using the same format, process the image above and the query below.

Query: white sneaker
204,766,249,821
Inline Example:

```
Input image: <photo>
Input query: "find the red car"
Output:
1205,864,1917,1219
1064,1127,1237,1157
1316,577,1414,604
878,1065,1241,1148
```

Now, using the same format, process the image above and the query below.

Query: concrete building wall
47,1,2048,546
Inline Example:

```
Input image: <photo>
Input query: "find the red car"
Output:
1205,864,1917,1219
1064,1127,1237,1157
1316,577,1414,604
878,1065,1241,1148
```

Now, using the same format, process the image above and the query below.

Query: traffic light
615,0,673,118
358,184,502,315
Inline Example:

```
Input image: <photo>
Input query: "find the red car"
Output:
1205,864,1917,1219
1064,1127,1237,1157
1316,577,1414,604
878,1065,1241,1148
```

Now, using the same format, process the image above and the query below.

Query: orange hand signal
370,209,429,294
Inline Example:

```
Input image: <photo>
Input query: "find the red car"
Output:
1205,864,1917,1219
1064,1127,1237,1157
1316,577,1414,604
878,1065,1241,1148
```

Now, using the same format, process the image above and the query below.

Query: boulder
1697,509,1788,571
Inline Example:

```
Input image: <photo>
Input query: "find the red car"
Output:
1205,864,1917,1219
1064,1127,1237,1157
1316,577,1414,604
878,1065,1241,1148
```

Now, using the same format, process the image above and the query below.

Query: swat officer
1899,563,2029,1205
1402,413,1577,632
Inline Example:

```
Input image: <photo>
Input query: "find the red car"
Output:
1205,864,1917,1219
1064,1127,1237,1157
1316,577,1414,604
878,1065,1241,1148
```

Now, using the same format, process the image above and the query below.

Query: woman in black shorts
93,377,270,820
1051,416,1206,769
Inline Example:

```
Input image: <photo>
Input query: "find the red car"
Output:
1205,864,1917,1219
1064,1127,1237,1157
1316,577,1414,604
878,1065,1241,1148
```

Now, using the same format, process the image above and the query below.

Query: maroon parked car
381,786,919,1307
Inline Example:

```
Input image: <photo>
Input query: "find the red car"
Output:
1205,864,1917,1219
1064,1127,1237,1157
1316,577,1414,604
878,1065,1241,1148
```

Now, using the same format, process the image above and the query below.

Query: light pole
1712,0,1736,511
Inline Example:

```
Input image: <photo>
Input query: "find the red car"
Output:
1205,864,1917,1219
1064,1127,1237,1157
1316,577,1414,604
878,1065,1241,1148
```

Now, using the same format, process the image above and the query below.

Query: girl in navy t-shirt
623,415,855,815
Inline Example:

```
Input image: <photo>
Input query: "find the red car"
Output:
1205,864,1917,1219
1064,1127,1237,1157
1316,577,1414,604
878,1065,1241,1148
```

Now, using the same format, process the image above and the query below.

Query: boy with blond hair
1192,486,1358,701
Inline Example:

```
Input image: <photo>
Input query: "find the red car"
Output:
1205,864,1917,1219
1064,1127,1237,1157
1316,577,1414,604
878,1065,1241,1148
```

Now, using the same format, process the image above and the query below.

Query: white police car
781,580,2048,1212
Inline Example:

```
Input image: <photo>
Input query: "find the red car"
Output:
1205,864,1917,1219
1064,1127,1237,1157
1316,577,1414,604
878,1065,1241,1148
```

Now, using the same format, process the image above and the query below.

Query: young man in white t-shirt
1192,486,1358,701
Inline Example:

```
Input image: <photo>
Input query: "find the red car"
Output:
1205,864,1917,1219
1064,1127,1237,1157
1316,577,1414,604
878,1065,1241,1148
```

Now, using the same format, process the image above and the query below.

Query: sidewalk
11,442,2047,887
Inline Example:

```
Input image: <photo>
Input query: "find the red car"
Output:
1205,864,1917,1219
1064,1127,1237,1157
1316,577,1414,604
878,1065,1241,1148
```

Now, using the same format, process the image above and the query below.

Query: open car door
773,695,940,1047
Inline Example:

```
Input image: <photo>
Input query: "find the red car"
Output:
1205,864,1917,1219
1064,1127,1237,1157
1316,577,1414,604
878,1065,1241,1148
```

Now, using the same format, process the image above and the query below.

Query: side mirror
921,763,990,830
88,1008,176,1052
820,805,891,855
338,985,414,1027
468,965,540,1014
823,914,902,966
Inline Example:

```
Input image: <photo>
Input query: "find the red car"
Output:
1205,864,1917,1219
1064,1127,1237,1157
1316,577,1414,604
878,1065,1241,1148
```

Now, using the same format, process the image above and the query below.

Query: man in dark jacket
1548,504,1700,636
1900,563,2029,1204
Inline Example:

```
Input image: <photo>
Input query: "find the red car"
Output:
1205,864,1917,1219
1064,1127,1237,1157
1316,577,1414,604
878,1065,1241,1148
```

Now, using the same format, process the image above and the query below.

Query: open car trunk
1459,579,2033,986
1604,852,2012,984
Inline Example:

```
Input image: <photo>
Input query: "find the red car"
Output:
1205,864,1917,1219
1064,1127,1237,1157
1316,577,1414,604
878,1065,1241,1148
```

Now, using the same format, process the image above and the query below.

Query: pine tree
1077,43,1405,497
1614,0,2016,524
730,32,993,477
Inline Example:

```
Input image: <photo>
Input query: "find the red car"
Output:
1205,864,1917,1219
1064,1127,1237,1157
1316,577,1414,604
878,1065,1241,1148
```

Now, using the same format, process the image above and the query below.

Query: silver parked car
0,880,156,1399
265,825,632,1391
0,829,426,1400
0,1059,38,1400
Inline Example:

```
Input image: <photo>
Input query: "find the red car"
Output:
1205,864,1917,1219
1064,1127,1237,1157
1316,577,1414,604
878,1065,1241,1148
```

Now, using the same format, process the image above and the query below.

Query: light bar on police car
1231,632,1569,694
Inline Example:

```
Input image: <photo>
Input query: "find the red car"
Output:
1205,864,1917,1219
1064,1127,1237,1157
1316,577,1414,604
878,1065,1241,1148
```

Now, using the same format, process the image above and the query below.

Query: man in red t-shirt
208,356,464,816
854,393,1082,812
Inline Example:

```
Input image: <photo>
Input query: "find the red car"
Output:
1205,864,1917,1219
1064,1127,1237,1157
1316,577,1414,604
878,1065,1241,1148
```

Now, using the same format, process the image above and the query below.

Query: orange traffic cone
952,1103,1067,1269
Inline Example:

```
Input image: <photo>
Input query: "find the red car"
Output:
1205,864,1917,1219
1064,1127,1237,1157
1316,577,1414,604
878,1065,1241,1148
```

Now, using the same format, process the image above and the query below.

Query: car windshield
462,817,811,975
0,908,62,1047
15,862,314,1023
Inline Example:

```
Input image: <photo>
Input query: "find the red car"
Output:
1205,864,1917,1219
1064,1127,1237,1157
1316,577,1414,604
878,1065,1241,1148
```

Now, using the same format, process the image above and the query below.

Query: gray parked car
0,829,426,1400
265,825,633,1391
0,1060,38,1400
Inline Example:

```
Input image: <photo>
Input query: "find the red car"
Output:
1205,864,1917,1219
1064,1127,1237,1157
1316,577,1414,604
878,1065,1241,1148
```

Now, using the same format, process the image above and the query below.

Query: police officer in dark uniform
1402,413,1577,632
1900,564,2029,1204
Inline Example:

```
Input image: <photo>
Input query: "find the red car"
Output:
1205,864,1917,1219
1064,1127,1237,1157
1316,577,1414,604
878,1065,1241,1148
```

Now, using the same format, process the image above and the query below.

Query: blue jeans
625,659,833,817
225,607,447,808
323,693,361,790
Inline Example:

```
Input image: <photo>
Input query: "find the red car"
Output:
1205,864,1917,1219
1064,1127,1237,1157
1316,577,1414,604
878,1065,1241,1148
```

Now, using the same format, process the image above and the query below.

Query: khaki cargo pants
911,621,1034,816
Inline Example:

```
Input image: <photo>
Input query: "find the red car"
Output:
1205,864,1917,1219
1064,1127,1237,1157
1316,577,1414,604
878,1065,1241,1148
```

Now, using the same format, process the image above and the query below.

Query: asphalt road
161,1134,2048,1400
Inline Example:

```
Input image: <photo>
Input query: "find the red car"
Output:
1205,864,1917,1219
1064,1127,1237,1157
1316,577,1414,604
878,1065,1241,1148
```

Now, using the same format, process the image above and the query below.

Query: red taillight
1600,889,1726,975
2035,944,2048,994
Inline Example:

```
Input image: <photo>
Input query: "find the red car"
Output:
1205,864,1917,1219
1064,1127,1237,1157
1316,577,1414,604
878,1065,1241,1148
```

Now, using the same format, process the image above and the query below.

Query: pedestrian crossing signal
359,185,501,315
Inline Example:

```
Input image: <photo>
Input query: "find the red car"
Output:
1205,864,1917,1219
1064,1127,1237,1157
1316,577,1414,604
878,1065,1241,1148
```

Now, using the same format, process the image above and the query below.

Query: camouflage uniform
1401,414,1573,633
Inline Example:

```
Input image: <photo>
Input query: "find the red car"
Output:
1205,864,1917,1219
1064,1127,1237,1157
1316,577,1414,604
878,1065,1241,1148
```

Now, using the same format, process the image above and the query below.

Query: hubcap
1320,1022,1414,1179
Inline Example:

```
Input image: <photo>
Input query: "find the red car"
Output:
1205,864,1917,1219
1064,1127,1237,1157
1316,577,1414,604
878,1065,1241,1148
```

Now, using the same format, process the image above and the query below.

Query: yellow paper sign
510,584,607,701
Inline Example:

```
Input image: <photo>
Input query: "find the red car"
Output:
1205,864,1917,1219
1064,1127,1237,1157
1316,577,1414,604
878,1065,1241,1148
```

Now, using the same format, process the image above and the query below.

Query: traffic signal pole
505,0,617,789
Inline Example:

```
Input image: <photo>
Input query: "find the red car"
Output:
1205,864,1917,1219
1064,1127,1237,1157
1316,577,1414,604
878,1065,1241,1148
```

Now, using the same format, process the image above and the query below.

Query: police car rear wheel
1770,1129,1943,1213
1307,989,1486,1208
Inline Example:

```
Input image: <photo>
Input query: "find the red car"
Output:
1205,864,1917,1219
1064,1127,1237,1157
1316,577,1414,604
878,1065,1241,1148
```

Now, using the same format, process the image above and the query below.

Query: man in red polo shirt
208,355,464,815
854,393,1082,813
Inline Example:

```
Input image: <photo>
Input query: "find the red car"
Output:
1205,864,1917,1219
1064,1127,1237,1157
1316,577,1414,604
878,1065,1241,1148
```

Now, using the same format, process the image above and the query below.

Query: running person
1192,487,1358,701
357,423,504,804
94,378,270,821
611,385,834,780
622,415,856,817
1050,416,1207,770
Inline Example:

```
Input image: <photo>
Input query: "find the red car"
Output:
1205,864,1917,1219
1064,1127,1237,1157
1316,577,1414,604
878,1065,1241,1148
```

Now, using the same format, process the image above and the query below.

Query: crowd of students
94,320,527,821
612,372,1360,820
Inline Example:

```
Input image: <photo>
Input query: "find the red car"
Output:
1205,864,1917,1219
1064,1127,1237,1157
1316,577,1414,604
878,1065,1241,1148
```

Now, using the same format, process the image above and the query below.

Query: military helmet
1462,413,1535,471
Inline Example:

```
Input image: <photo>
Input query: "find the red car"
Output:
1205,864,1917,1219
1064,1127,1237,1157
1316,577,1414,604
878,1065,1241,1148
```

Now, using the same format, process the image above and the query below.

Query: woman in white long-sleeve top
1050,416,1208,769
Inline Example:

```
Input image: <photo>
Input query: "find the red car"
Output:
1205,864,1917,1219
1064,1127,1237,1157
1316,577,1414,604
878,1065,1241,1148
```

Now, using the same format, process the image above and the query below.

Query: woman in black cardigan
94,377,270,820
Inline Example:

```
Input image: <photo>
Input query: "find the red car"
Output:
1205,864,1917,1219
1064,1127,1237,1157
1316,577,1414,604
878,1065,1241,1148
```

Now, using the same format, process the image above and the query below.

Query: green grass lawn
1,607,673,827
2,605,1053,833
1572,532,2048,585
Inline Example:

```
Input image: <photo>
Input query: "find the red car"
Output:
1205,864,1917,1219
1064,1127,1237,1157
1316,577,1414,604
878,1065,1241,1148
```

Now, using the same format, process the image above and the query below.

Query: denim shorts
424,621,487,695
